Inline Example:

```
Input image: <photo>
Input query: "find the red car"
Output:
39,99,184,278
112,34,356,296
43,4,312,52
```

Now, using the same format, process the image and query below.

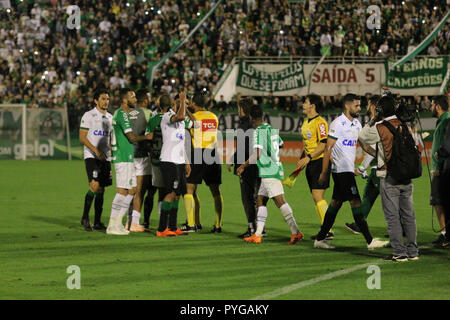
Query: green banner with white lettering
236,59,306,95
386,56,448,90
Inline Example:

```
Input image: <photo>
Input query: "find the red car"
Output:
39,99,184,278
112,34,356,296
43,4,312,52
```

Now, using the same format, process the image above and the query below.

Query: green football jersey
146,113,163,166
111,108,134,163
254,123,284,180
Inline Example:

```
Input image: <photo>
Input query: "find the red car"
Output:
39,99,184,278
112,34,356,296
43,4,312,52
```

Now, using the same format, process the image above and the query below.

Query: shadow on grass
27,214,81,229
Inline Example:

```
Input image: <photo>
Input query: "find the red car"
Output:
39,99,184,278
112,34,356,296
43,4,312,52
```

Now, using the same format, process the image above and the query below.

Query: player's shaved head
119,88,133,102
159,94,172,110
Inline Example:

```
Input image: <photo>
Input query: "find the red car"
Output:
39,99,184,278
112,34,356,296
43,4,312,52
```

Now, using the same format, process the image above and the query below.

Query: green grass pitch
0,160,448,300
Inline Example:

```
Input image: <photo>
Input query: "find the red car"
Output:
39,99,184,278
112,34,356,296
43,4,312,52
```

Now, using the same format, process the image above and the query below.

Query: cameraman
430,95,450,248
358,95,419,261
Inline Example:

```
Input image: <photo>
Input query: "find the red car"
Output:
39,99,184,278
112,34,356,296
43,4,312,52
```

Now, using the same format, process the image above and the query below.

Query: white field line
249,259,385,300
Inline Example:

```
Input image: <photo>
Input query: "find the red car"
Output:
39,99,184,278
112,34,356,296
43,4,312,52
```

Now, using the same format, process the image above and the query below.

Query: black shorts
331,172,361,202
305,158,330,190
187,148,222,185
430,175,447,206
85,158,112,187
160,161,187,196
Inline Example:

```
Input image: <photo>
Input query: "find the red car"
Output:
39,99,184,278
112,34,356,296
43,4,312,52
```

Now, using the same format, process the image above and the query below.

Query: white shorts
114,162,137,189
151,164,165,188
134,157,152,176
258,178,284,199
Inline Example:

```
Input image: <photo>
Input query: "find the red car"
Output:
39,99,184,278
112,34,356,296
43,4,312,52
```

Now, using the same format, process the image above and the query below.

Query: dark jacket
232,116,258,180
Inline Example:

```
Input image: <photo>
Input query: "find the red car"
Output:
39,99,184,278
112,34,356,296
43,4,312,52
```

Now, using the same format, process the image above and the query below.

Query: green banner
237,60,306,93
0,108,70,160
386,56,448,89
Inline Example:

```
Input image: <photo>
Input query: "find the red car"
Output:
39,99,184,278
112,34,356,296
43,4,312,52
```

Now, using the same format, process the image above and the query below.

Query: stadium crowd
0,0,449,130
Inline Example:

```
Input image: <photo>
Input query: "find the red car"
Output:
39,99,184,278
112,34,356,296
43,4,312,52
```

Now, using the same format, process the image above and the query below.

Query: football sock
131,210,141,225
121,195,134,223
317,205,339,241
184,194,195,226
158,201,171,232
158,191,165,216
143,194,153,224
82,190,95,220
110,193,126,219
280,203,299,234
213,194,223,227
157,201,162,216
255,206,268,236
315,199,332,233
352,206,373,244
361,198,372,220
168,200,179,231
194,193,201,225
94,192,104,225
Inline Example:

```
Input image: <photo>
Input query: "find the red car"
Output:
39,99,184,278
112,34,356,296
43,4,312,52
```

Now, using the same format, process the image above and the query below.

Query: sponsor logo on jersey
128,110,140,118
175,132,184,140
318,123,327,139
201,119,217,132
93,129,108,136
306,130,312,139
342,139,357,146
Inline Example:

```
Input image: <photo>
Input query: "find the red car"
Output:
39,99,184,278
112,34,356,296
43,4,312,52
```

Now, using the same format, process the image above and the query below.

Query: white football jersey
80,107,113,160
160,109,186,164
328,113,362,173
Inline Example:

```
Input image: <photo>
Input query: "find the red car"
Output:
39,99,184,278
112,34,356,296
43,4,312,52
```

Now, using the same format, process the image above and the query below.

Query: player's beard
350,111,359,118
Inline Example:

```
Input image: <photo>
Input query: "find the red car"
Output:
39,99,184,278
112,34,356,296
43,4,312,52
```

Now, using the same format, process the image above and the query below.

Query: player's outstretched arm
125,131,153,143
171,91,187,123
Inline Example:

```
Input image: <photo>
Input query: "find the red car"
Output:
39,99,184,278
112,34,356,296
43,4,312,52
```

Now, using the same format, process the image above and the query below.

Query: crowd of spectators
212,92,434,115
0,0,448,129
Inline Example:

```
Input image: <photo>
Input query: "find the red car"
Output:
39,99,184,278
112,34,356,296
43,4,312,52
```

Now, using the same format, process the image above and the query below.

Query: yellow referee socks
184,194,195,226
316,199,333,233
213,194,224,227
194,193,201,225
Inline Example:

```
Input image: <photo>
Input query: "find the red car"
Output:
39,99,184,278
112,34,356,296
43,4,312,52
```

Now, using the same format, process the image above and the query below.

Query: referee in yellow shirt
181,93,224,233
297,94,333,239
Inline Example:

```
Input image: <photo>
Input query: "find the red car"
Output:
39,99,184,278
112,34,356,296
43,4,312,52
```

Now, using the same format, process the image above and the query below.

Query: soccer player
296,94,333,239
106,88,153,235
345,95,381,235
79,89,113,231
122,89,151,232
237,104,304,245
135,88,158,229
145,95,171,230
313,93,389,250
182,93,224,233
156,91,193,237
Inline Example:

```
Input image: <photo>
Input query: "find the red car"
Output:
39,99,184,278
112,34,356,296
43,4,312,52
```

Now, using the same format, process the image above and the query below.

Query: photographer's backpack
382,121,422,181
